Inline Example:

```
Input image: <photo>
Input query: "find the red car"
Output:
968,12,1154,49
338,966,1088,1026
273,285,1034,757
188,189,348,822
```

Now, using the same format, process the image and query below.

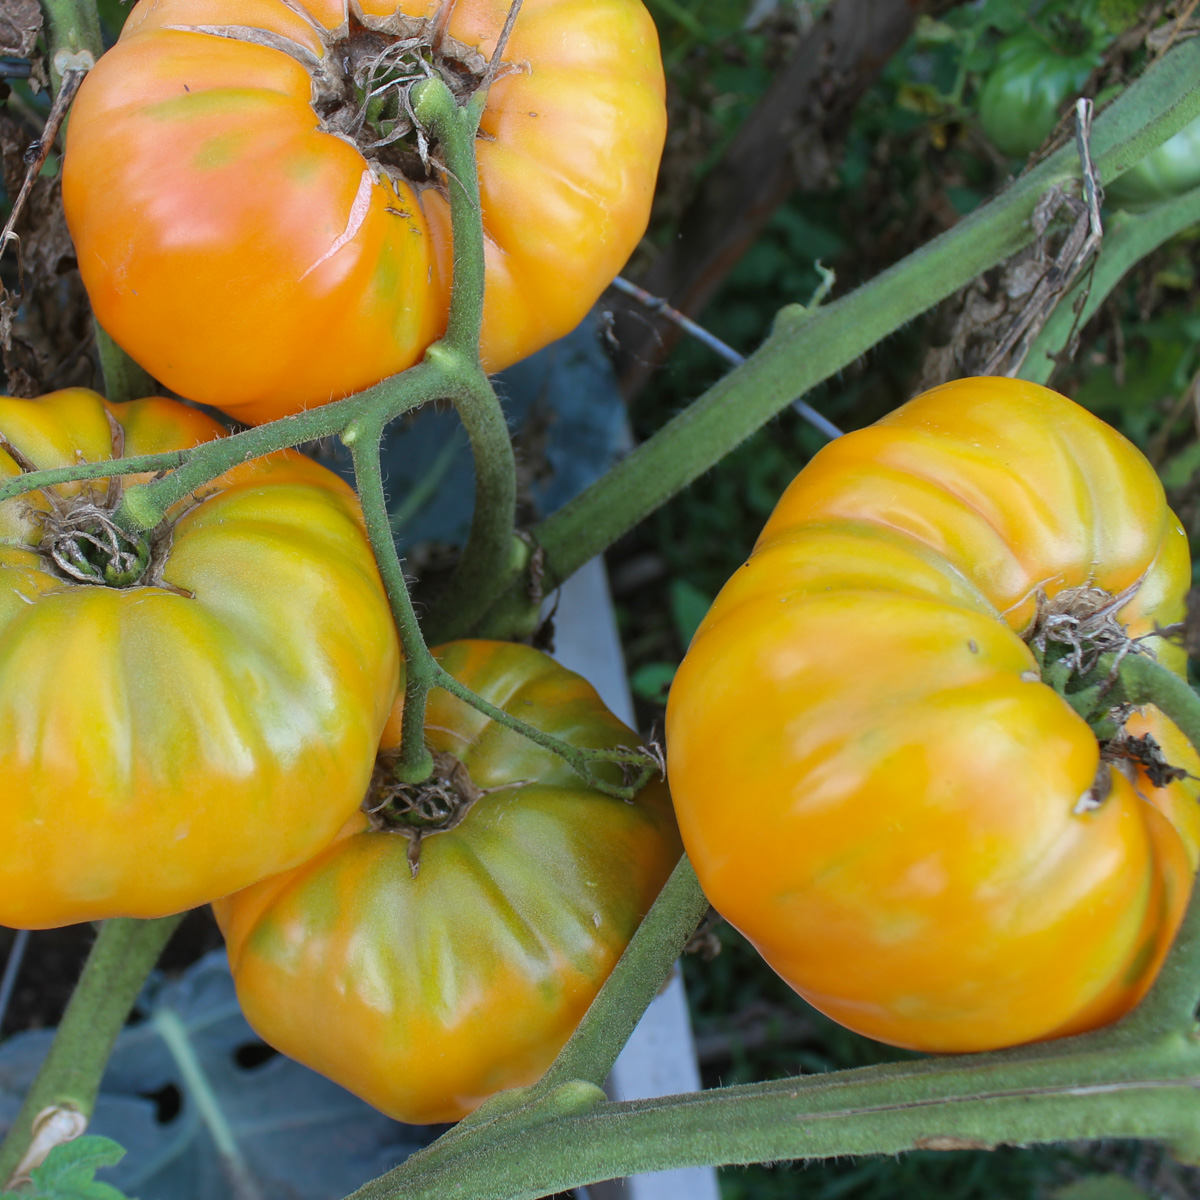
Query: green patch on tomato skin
144,88,282,124
282,153,322,185
244,911,294,968
192,130,248,171
1120,934,1159,992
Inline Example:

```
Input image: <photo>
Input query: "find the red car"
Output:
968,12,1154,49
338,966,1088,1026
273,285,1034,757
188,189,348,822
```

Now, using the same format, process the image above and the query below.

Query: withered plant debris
12,412,191,594
1101,730,1190,789
0,0,40,60
1148,0,1200,55
365,748,517,876
0,73,91,397
167,0,522,188
920,102,1103,387
1025,578,1149,676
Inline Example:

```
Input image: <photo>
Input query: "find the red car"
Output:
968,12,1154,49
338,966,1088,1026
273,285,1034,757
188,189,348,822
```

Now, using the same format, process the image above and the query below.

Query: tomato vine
5,0,1200,1195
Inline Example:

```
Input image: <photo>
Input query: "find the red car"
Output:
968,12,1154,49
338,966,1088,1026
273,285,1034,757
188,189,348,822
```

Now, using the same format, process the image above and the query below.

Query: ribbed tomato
978,1,1109,159
0,388,399,928
215,639,680,1124
666,377,1200,1053
62,0,666,424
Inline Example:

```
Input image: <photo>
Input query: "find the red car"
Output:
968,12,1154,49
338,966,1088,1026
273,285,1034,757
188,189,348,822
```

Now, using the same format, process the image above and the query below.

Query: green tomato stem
406,79,519,642
410,79,485,358
0,915,183,1187
348,424,437,786
0,451,194,506
536,856,709,1092
93,321,158,406
1110,652,1200,767
348,1012,1200,1199
467,36,1200,640
39,0,102,88
112,363,449,533
433,666,659,800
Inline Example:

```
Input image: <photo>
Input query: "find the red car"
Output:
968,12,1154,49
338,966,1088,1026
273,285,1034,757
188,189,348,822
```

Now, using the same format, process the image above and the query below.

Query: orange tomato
62,0,666,424
666,377,1200,1053
215,639,680,1123
0,388,399,927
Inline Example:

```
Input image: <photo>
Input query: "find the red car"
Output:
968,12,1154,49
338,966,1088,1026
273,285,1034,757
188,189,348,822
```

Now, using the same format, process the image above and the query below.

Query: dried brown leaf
0,0,41,59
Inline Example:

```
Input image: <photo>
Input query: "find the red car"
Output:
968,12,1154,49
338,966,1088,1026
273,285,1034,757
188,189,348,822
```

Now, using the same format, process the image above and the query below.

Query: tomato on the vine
1106,114,1200,210
0,388,399,928
978,2,1110,158
666,377,1200,1054
62,0,667,425
214,640,681,1124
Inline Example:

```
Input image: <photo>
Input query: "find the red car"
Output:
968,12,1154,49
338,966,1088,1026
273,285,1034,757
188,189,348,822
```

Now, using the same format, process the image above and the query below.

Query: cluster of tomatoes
4,0,678,1125
3,0,1197,1132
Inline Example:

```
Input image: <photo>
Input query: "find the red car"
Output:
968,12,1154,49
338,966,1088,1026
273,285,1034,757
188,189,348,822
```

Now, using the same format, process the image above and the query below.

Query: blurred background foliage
3,1,1200,1196
611,2,1200,1195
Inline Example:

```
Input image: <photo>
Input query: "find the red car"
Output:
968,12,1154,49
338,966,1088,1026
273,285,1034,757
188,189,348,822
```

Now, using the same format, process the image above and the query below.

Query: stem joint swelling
431,666,662,801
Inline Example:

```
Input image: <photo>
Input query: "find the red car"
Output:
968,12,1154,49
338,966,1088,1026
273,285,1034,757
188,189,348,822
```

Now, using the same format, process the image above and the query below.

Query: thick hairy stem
538,856,708,1092
0,916,183,1186
408,855,707,1171
408,78,519,641
348,427,437,785
472,37,1200,638
350,1025,1200,1200
94,321,158,405
0,450,195,506
40,0,101,84
1021,185,1200,385
114,363,447,533
411,78,486,357
419,361,521,643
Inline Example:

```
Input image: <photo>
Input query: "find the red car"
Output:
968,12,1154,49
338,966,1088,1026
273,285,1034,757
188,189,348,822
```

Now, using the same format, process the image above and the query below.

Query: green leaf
0,1137,133,1200
1161,440,1200,489
669,579,713,648
630,662,677,706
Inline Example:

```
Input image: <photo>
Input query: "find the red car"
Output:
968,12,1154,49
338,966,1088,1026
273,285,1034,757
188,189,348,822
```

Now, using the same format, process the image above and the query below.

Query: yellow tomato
62,0,666,424
667,377,1200,1052
0,388,399,927
216,640,680,1124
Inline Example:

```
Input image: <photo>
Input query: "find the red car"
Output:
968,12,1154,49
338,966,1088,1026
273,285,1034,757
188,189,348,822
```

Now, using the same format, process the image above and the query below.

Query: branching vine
5,1,1200,1196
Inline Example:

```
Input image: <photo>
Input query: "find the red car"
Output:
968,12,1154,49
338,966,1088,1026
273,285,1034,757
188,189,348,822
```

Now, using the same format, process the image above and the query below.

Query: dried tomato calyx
167,5,515,184
365,749,509,876
367,749,484,831
1024,579,1148,675
1101,729,1189,789
1024,582,1193,796
10,414,187,592
36,502,153,587
316,14,492,175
